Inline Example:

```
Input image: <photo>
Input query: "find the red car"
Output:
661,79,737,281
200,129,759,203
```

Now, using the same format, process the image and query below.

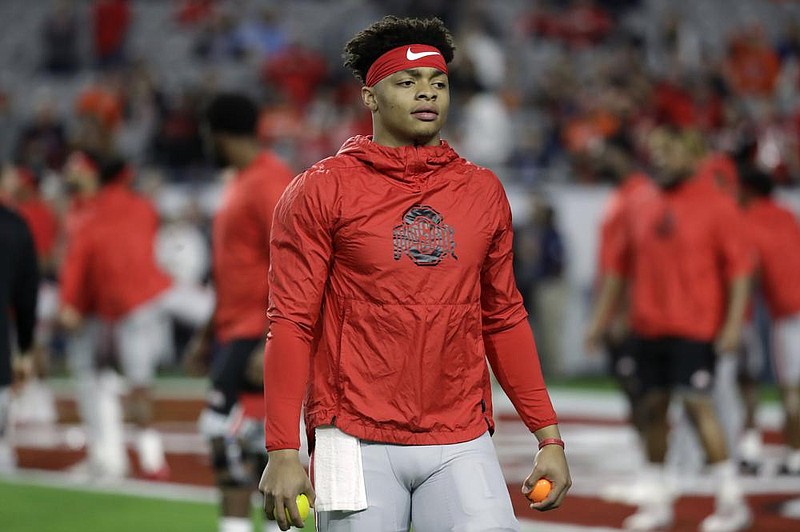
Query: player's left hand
523,445,571,511
58,306,83,332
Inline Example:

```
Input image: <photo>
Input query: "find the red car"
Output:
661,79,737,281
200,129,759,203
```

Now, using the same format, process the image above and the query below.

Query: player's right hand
11,351,35,388
182,335,211,377
260,449,315,531
583,324,603,355
245,341,265,386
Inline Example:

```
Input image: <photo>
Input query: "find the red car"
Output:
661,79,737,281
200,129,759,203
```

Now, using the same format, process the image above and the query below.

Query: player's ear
361,86,378,112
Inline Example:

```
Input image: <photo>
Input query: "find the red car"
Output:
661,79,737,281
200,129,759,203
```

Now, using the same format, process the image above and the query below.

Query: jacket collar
337,135,460,191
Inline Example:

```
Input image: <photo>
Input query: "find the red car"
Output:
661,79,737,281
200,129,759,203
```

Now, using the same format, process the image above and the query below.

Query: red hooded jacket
743,197,800,319
59,183,171,319
264,136,557,450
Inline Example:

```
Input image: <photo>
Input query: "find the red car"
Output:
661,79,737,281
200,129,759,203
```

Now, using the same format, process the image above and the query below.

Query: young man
59,150,211,480
583,135,669,505
0,164,59,273
0,204,38,471
0,164,59,426
185,93,294,532
259,16,571,532
585,134,654,437
738,166,800,476
601,127,754,531
694,153,765,474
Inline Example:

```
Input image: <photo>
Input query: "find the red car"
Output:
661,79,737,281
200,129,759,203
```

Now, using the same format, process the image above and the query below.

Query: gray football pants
315,431,520,532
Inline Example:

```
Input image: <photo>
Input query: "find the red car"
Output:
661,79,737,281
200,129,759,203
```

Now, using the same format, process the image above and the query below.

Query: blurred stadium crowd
1,0,800,371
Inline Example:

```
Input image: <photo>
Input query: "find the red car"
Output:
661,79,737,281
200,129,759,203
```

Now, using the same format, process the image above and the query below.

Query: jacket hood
337,135,461,192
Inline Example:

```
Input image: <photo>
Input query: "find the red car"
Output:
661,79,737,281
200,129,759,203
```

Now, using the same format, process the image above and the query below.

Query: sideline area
3,379,799,531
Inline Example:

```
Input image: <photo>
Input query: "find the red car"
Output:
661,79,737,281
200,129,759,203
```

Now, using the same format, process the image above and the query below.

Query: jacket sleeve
12,218,39,352
480,180,529,333
484,319,558,432
480,179,557,432
264,168,336,450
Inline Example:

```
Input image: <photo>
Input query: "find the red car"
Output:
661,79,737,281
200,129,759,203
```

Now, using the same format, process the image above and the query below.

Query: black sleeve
12,220,39,352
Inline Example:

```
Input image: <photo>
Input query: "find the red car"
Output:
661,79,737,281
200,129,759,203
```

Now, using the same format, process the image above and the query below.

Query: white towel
313,426,368,512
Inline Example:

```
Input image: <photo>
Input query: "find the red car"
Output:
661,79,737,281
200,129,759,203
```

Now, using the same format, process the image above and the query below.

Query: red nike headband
365,44,448,87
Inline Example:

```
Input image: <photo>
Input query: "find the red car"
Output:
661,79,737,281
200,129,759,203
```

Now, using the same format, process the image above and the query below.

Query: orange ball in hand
527,478,552,503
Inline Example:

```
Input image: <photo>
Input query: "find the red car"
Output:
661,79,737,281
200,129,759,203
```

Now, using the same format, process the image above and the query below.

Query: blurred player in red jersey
184,93,293,532
586,134,654,435
0,203,38,472
737,166,800,476
693,152,768,475
259,16,570,532
584,135,665,504
0,164,59,272
699,153,771,477
59,150,212,480
600,127,754,531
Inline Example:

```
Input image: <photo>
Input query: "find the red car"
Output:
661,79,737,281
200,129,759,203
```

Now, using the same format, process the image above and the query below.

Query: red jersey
696,152,739,198
211,152,293,343
609,175,754,341
264,136,557,450
744,198,800,318
597,172,653,277
59,183,171,319
17,197,59,260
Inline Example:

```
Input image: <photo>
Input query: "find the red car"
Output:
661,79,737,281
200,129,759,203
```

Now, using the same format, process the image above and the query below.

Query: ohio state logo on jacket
392,204,458,266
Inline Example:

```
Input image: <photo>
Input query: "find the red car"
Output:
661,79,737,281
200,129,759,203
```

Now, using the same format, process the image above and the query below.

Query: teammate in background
259,16,570,532
0,204,38,471
184,93,293,532
59,150,212,480
585,134,654,438
0,164,60,425
0,164,59,273
695,152,767,475
737,166,800,476
585,135,680,507
599,127,754,531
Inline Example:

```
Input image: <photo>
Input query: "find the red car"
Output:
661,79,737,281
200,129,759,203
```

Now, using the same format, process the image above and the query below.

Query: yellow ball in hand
272,494,310,523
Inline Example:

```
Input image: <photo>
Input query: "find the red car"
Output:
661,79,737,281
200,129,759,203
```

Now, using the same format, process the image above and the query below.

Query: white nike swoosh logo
406,47,440,61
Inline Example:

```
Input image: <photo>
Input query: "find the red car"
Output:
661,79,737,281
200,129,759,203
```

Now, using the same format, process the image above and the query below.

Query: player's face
0,164,19,196
649,131,695,188
366,67,449,147
63,155,98,194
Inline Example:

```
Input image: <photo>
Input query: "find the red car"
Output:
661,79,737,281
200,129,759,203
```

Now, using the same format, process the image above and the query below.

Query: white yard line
11,423,208,454
519,520,620,531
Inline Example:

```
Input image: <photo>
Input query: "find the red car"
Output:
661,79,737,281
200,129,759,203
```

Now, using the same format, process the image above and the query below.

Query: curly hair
343,16,455,84
205,92,258,136
81,150,127,185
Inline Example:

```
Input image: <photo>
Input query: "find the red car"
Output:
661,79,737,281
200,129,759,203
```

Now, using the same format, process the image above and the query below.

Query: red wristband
538,437,565,450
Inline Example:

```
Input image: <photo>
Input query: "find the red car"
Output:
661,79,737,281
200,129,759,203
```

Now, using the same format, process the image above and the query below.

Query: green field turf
0,479,315,532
